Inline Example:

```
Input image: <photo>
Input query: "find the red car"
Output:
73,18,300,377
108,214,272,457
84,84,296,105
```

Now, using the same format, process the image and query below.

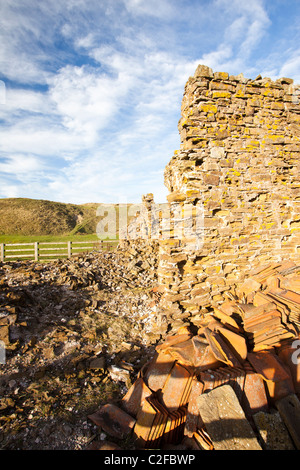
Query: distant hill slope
0,198,102,235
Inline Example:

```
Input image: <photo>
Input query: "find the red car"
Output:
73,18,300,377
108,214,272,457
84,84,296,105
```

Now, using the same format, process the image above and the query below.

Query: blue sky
0,0,299,204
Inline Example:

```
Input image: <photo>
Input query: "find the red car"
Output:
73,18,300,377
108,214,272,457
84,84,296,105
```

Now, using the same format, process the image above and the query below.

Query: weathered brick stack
88,262,300,450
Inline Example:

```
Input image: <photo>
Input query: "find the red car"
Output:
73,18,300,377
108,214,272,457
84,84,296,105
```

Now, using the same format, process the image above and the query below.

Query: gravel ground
0,248,160,450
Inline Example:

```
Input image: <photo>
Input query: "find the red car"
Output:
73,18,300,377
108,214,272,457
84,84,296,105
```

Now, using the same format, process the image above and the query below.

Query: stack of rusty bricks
89,261,300,450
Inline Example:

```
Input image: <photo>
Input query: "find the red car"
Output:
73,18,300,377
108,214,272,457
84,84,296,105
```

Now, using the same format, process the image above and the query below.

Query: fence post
67,241,72,258
34,242,39,261
0,243,4,262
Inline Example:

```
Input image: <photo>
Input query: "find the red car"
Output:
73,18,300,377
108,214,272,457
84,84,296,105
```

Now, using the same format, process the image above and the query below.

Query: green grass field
0,234,119,262
0,198,134,238
0,198,124,261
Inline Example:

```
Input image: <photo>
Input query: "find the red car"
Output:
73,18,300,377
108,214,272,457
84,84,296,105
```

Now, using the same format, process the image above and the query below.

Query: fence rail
0,239,119,262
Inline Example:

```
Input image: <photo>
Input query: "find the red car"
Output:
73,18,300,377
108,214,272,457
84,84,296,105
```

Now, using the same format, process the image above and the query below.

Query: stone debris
88,403,136,439
196,385,262,450
0,245,159,352
90,261,300,450
253,410,295,450
0,246,159,450
275,394,300,449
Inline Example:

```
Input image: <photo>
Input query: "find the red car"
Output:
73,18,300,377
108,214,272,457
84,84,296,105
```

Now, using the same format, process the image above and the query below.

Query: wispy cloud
123,0,174,18
196,0,272,75
0,0,299,204
279,49,300,82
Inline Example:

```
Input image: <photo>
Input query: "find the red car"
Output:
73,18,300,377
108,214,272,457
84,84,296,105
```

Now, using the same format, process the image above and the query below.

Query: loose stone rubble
90,261,300,450
0,246,159,450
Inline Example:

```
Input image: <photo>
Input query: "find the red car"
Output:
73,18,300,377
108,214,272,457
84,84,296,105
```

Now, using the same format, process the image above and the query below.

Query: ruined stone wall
120,65,300,334
157,64,300,330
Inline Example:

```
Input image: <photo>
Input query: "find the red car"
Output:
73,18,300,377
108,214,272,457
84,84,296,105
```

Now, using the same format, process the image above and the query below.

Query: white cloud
0,154,43,175
0,182,20,198
239,18,270,59
200,0,271,75
0,0,299,205
226,16,248,42
123,0,174,18
199,46,234,72
0,88,54,121
0,1,57,84
0,122,84,157
75,33,96,49
279,50,300,83
48,64,133,138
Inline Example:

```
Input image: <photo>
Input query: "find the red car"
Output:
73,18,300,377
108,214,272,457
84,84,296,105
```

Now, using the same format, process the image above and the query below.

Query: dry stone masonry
147,64,300,332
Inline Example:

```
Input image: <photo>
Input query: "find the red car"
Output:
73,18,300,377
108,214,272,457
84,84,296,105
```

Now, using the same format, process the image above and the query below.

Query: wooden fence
0,239,119,262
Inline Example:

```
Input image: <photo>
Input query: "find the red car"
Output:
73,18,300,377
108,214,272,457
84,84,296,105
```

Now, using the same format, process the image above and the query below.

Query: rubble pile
0,245,159,352
0,246,160,450
89,261,300,450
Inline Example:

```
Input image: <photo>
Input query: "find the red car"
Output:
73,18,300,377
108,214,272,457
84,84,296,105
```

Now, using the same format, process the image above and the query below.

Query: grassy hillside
0,198,102,236
0,198,136,239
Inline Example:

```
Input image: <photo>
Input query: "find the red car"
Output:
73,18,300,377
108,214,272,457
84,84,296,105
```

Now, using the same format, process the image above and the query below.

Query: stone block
253,410,295,450
194,64,213,78
88,404,136,439
275,394,300,449
197,384,262,450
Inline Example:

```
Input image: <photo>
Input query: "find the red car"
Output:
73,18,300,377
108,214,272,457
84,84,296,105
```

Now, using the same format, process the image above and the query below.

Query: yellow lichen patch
210,140,225,147
199,103,218,113
262,222,275,230
249,97,263,107
191,139,208,147
180,118,188,128
246,140,260,149
235,89,247,98
186,189,201,198
160,239,181,247
214,72,229,80
212,91,232,99
183,265,205,274
214,210,230,217
290,221,300,232
271,102,285,110
265,134,285,141
289,113,300,123
262,87,272,96
227,169,241,177
205,265,222,275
